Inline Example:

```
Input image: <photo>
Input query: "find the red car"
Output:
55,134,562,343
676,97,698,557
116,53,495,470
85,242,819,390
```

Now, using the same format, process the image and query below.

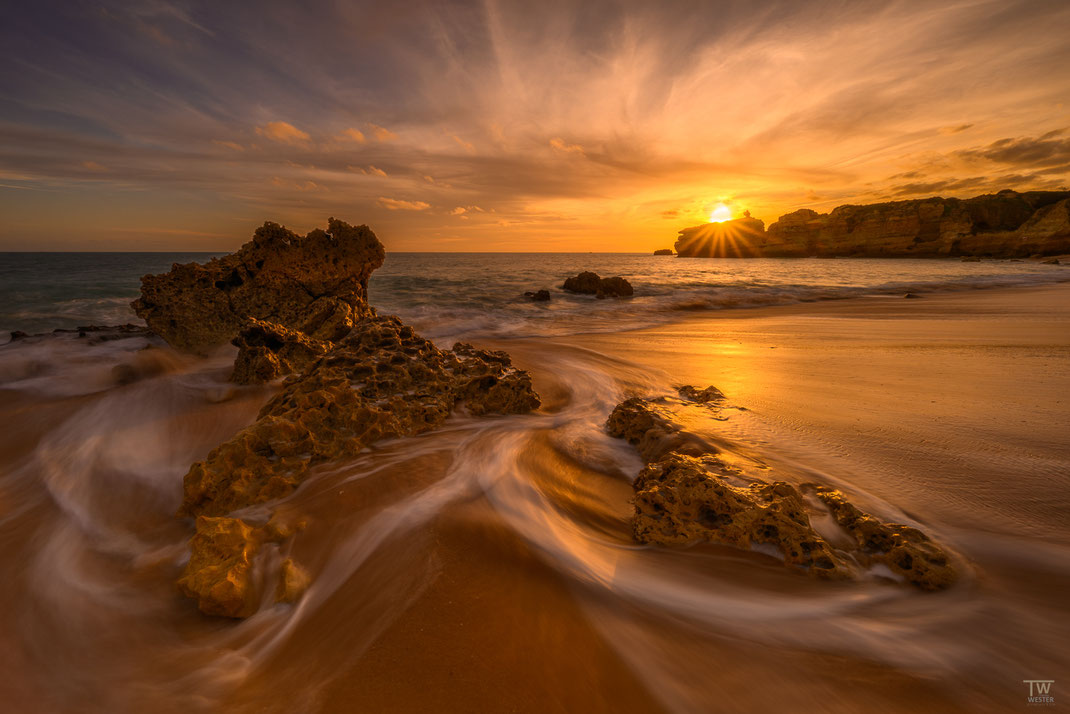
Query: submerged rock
177,516,261,618
180,315,540,517
813,487,957,591
132,218,384,354
177,515,310,618
605,395,958,590
562,271,634,298
524,289,552,301
677,384,726,403
633,452,850,579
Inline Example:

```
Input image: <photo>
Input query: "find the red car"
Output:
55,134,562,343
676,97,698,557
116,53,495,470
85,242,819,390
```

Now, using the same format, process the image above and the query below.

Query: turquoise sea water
1,251,1067,340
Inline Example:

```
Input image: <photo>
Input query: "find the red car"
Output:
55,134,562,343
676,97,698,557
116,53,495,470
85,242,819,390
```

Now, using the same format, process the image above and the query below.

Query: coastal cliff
675,189,1070,258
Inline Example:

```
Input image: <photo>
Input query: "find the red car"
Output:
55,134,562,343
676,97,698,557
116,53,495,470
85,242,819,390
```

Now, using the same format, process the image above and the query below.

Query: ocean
2,252,1067,341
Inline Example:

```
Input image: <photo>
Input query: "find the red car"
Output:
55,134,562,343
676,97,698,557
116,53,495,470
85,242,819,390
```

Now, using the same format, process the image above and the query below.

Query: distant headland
675,189,1070,258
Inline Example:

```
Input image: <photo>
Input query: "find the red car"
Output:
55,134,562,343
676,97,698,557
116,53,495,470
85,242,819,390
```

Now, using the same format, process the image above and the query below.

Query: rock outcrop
181,315,540,518
674,190,1070,258
675,216,766,258
653,249,674,256
562,272,634,298
524,290,551,301
606,392,957,590
144,218,542,618
176,515,310,618
230,319,333,385
177,515,310,618
132,218,384,354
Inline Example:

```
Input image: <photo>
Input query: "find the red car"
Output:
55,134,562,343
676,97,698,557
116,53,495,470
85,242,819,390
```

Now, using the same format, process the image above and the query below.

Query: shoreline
0,268,1068,712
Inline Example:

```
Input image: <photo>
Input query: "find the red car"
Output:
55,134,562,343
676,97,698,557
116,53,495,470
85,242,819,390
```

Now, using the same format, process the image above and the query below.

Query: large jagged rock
180,315,540,517
160,217,541,619
177,515,310,618
606,393,958,589
562,272,634,298
230,319,333,385
673,190,1070,258
132,219,384,354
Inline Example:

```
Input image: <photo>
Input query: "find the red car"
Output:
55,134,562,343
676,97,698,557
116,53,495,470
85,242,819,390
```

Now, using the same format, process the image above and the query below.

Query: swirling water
0,252,1068,712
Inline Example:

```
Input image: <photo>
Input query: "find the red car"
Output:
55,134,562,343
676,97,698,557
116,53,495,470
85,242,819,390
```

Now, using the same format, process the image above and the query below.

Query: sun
709,203,733,223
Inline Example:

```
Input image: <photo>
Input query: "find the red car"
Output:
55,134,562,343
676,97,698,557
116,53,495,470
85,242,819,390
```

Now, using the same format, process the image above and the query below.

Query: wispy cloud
255,121,311,145
378,197,430,211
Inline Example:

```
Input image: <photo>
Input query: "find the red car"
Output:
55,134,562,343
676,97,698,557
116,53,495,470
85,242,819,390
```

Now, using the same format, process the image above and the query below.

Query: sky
1,0,1069,252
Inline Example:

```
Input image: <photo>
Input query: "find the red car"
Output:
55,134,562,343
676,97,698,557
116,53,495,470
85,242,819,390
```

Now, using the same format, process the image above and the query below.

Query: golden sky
1,0,1069,251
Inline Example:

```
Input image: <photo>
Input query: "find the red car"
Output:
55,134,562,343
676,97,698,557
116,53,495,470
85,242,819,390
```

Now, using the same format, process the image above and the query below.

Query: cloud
347,165,387,177
378,197,429,211
955,130,1070,168
213,140,245,152
367,124,397,142
339,128,366,143
2,0,1070,250
449,205,483,215
550,137,585,156
888,177,988,196
451,134,475,152
255,121,311,144
940,124,974,135
271,176,325,192
81,160,106,172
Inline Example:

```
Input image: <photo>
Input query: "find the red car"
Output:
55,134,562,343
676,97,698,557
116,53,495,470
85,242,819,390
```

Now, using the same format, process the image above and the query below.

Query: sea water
2,251,1067,340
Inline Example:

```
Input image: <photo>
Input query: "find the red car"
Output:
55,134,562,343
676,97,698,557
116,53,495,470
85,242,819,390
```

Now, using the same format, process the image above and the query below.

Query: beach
1,275,1067,713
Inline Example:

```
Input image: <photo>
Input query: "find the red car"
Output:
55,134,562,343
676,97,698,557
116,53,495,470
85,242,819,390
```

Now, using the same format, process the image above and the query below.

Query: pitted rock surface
606,395,957,589
133,218,383,353
180,315,540,517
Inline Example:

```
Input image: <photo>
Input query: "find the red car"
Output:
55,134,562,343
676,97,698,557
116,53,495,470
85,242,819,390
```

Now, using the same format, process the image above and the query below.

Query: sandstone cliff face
676,189,1070,258
140,218,542,617
606,392,958,590
132,218,384,354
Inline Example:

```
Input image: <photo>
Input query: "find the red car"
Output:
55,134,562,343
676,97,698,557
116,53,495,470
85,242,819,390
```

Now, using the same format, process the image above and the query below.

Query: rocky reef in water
133,218,541,618
606,391,958,590
562,271,634,298
675,189,1070,258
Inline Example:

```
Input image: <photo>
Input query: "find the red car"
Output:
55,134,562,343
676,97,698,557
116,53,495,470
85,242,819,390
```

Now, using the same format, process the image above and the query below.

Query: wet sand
1,283,1068,713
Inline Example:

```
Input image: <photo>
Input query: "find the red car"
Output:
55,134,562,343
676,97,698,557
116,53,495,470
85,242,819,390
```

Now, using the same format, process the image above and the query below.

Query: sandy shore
2,282,1068,713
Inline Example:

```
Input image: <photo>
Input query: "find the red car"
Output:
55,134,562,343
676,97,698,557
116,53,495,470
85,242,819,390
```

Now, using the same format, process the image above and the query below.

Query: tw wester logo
1023,680,1054,706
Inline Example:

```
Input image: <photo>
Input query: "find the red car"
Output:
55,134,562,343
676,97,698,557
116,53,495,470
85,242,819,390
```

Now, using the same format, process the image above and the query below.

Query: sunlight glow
709,203,733,223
